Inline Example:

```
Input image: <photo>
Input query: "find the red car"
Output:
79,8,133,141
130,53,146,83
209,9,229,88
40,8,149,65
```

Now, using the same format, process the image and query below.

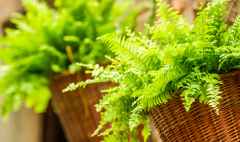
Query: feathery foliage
66,0,240,141
0,0,143,117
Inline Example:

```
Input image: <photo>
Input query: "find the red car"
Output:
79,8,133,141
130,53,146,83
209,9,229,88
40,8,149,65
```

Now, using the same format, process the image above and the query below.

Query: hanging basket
151,70,240,142
49,73,110,142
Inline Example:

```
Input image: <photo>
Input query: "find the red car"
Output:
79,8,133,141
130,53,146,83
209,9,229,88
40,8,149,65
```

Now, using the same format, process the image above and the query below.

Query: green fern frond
69,0,240,141
156,0,181,22
193,0,228,45
0,0,143,117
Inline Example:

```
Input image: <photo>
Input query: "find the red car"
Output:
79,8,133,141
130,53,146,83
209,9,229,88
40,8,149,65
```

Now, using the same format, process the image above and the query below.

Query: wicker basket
151,70,240,142
50,73,110,142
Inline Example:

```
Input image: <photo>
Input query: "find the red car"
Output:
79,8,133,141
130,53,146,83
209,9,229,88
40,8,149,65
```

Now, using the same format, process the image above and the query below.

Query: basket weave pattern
151,71,240,142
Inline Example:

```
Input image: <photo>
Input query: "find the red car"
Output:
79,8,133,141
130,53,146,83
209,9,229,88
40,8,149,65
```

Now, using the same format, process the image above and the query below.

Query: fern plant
65,0,240,141
0,0,145,117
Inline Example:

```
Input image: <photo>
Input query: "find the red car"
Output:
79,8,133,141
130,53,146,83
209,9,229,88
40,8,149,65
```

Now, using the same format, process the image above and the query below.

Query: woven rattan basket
151,70,240,142
50,73,110,142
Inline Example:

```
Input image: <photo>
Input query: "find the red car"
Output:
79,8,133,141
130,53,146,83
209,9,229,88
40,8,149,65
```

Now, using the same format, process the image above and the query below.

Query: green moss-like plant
0,0,145,117
66,0,240,141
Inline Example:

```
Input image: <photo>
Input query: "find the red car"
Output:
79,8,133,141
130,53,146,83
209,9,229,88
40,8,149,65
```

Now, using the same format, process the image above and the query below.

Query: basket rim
220,70,240,78
150,70,240,110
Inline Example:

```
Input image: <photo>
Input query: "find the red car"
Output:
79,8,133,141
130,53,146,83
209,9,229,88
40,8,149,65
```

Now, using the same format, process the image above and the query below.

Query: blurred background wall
0,0,22,33
0,108,43,142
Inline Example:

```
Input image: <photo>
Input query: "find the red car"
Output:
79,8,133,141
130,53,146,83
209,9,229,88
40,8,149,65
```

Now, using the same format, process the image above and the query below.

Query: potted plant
0,0,146,141
66,0,240,141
